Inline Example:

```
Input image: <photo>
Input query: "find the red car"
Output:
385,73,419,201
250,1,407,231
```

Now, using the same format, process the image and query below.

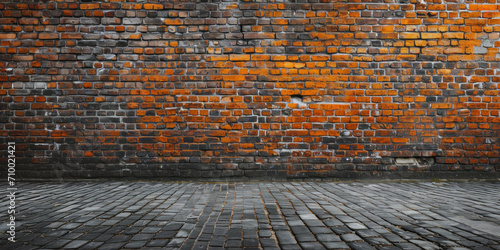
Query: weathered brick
0,34,16,39
230,55,250,61
61,33,82,39
1,0,498,180
244,33,275,39
80,3,99,10
39,33,59,39
400,33,420,39
421,33,442,39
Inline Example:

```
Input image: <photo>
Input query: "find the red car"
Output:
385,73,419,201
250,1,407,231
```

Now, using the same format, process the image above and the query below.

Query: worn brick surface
1,181,500,249
0,0,499,179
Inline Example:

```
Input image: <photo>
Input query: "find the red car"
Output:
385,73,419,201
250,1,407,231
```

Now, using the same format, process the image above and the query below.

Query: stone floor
1,181,499,249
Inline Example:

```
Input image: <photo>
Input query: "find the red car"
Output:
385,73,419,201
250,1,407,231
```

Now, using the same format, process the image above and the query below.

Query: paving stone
324,219,344,227
395,242,420,249
43,239,71,248
30,237,55,246
347,222,368,230
276,231,298,245
79,242,104,250
310,226,333,234
60,223,82,230
131,233,154,241
146,240,169,247
260,238,279,248
423,235,461,247
243,238,260,247
341,233,363,242
291,225,314,239
227,228,242,239
317,234,341,242
93,234,114,242
107,235,131,243
61,233,83,240
259,230,273,237
300,242,327,250
155,230,177,239
473,247,497,250
46,222,65,229
124,241,148,248
262,247,281,250
163,222,184,231
378,246,404,250
365,237,391,246
165,238,185,248
304,220,326,227
64,240,88,249
43,230,70,238
410,240,441,250
331,226,353,235
209,236,225,247
381,233,406,243
323,241,350,250
349,241,377,250
356,229,380,238
97,242,126,250
122,227,142,235
278,244,302,250
295,233,316,242
174,230,190,238
225,239,241,247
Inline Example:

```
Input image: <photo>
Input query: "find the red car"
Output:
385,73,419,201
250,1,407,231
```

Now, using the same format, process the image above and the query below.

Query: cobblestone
1,182,499,249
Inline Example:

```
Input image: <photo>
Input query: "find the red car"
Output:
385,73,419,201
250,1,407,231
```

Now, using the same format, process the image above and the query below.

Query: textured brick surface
0,0,499,179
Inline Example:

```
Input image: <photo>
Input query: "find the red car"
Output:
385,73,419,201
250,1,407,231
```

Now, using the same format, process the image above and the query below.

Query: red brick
80,3,99,10
61,33,82,39
39,33,59,39
0,34,16,39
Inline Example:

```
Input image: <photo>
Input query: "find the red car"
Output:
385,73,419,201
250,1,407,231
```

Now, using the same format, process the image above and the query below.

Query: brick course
0,0,499,179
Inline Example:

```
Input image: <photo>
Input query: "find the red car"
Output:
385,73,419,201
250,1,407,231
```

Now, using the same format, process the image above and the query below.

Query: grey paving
1,181,499,249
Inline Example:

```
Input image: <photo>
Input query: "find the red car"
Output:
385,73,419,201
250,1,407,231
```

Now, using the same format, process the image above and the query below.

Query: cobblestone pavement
1,181,499,249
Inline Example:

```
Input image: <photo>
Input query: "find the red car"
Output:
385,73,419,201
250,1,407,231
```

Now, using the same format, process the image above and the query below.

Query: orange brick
39,33,59,40
400,32,420,39
320,104,350,110
311,55,329,61
230,55,250,61
431,103,452,109
142,116,161,123
164,19,183,25
374,55,395,61
251,55,270,61
144,3,163,10
443,33,464,39
477,4,498,11
392,138,409,143
61,33,82,39
0,34,16,39
465,19,486,26
223,75,246,81
80,3,99,10
401,19,421,25
372,137,391,143
421,33,442,39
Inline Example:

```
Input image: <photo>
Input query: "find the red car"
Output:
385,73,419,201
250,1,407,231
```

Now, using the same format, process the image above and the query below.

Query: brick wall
1,0,499,180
